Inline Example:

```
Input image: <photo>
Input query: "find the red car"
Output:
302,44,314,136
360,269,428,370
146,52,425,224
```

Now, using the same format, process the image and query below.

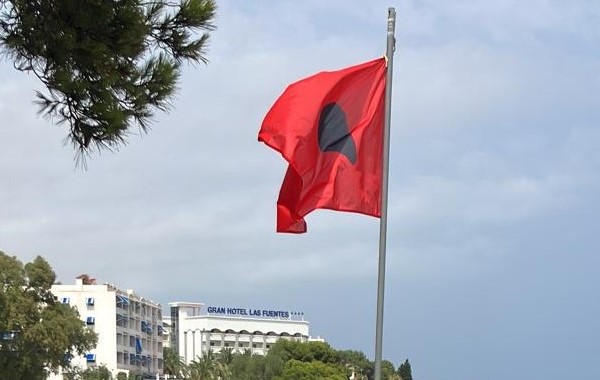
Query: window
86,317,95,325
85,353,96,362
1,331,18,341
116,295,129,309
135,337,143,354
86,297,95,306
60,297,70,304
116,314,128,327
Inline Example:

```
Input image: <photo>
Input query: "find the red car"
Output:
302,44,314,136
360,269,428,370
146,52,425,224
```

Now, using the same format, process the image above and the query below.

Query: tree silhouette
0,0,216,161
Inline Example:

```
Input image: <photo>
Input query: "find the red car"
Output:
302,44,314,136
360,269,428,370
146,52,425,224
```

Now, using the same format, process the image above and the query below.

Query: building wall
50,278,163,378
167,302,311,364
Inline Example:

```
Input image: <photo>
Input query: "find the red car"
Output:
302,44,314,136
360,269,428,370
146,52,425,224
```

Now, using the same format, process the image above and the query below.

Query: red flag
259,57,386,233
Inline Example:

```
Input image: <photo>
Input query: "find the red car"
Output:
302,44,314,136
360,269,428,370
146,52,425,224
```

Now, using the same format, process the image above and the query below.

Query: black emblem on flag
317,103,357,164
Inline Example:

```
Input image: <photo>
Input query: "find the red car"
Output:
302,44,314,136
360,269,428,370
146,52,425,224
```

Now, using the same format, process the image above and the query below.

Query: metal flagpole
374,7,396,380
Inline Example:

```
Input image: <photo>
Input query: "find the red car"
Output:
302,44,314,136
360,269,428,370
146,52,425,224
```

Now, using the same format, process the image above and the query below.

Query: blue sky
1,1,599,379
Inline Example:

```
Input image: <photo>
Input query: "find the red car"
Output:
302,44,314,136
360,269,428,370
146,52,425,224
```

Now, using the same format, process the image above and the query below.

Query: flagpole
374,7,396,380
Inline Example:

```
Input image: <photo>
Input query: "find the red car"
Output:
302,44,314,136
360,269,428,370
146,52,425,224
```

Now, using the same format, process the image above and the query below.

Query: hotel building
166,302,317,364
50,275,164,379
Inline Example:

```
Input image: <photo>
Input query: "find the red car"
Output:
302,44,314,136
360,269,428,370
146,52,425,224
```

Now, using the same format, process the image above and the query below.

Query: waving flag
259,58,386,233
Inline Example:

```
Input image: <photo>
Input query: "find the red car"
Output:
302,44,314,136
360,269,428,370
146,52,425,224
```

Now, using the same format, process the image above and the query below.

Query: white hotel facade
50,275,164,379
166,302,316,364
48,276,320,377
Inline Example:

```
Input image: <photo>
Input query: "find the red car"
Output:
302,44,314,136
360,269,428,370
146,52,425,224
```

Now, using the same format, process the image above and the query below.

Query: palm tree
217,348,234,366
187,349,233,380
163,347,187,378
189,350,217,380
214,360,231,380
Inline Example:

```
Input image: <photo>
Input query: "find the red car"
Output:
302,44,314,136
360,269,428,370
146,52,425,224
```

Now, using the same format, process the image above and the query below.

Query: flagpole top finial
387,7,396,36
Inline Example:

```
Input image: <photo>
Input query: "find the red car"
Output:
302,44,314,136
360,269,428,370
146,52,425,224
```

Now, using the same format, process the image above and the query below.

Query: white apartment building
166,302,315,364
50,275,164,379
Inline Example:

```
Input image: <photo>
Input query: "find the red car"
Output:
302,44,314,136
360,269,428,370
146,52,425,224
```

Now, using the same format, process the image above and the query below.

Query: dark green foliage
228,349,267,380
64,365,112,380
225,340,405,380
274,359,347,380
338,350,373,379
397,359,413,380
0,0,216,160
164,346,188,378
161,340,412,380
218,347,235,366
381,360,400,380
0,251,97,380
268,340,340,365
188,349,230,380
258,340,340,379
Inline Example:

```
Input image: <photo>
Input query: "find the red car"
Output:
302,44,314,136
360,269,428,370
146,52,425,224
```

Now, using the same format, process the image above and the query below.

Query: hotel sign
207,306,290,319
